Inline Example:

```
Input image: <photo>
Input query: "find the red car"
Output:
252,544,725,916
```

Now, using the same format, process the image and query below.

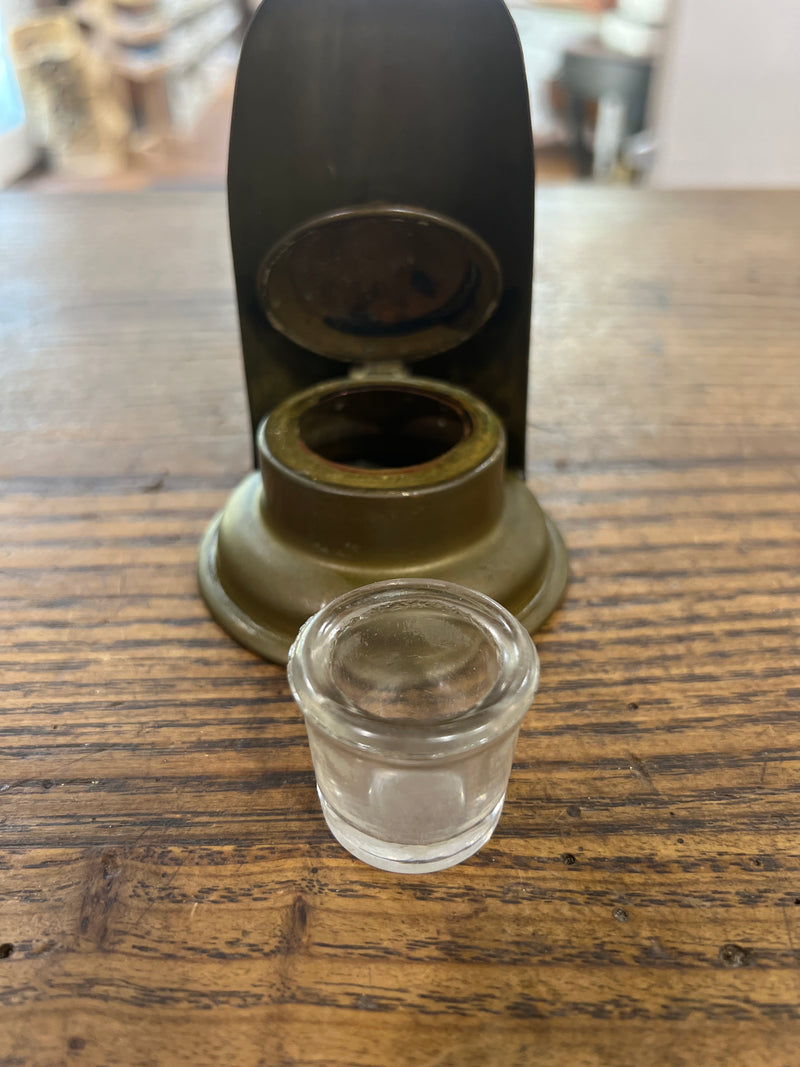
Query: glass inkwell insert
198,0,568,663
288,579,541,873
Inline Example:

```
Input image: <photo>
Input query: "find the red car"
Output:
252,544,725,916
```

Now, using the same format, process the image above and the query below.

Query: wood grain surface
1,189,799,1067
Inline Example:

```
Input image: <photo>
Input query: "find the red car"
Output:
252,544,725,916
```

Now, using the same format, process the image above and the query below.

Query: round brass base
198,471,568,664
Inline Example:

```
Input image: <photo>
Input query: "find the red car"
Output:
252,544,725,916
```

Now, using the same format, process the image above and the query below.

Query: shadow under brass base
198,471,568,665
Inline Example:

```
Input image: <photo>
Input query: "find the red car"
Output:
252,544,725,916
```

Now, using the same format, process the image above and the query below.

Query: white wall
651,0,800,187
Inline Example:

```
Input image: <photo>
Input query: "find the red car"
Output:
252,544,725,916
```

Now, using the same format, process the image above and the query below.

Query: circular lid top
257,205,502,363
287,578,539,756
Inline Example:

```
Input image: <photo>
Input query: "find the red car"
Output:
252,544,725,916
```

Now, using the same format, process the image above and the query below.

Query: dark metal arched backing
228,0,534,469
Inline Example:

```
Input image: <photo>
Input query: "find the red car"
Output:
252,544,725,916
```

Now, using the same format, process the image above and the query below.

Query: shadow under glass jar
287,579,540,873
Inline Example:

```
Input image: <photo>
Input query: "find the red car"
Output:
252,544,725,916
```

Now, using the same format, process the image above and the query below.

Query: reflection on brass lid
258,204,503,362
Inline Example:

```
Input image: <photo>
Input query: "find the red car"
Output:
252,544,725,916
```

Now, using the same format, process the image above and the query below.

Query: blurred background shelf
74,0,230,44
2,0,244,185
6,0,800,192
79,0,243,139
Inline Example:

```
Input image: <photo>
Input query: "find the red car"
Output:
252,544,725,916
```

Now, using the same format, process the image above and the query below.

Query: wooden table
2,189,798,1066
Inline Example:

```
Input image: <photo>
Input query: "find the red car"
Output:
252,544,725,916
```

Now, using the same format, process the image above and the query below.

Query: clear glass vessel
287,579,540,873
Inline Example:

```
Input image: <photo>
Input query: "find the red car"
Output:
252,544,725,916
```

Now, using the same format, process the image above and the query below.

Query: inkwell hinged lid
198,0,568,663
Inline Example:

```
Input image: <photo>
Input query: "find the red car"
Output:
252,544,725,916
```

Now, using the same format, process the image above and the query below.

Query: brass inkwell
198,0,568,663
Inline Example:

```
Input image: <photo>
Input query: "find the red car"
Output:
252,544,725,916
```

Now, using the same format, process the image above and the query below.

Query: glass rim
287,578,540,758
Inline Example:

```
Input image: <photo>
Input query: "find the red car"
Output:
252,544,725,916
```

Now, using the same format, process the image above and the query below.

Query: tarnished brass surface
199,478,566,665
258,206,503,364
198,378,567,663
263,377,500,492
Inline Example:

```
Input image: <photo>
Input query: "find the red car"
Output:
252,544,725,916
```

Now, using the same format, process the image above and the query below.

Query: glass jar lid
287,578,539,759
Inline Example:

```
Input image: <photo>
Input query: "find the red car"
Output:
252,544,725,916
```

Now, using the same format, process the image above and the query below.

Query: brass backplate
228,0,535,468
